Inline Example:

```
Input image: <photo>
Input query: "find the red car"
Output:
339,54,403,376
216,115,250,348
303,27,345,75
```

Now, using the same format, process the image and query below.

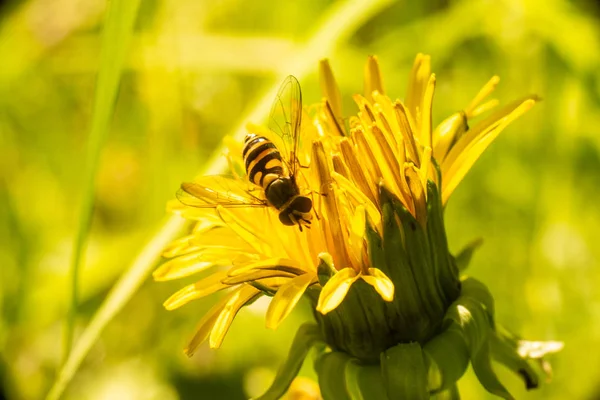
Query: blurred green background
1,0,600,398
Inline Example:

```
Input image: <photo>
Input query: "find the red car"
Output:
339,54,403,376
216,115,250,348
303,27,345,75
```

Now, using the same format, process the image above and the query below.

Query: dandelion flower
155,54,562,399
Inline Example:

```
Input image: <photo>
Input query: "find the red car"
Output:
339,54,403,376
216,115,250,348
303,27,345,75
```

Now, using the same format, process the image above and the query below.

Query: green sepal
255,323,323,400
379,186,430,342
445,297,514,399
425,181,461,309
431,384,460,400
345,360,389,400
490,329,539,390
380,342,429,400
423,323,469,393
453,238,483,272
459,277,495,329
315,351,353,400
394,184,447,321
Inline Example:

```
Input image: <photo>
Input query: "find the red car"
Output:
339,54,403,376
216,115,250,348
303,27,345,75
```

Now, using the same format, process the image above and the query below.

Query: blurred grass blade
201,0,395,174
48,216,187,400
64,0,142,361
49,0,394,398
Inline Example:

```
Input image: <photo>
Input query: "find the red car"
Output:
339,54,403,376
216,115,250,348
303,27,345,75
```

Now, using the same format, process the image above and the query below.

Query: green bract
258,183,561,399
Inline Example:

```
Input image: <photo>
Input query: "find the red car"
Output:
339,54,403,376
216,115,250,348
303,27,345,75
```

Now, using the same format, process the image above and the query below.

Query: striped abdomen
242,134,284,189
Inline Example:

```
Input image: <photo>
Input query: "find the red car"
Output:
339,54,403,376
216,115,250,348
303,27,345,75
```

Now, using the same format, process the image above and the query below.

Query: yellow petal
331,171,381,228
221,269,297,285
442,96,537,173
419,146,432,190
364,55,384,101
464,75,500,118
319,59,343,122
188,226,254,250
442,99,536,203
353,127,384,189
421,73,436,149
209,285,261,348
405,53,430,119
348,205,366,266
312,140,351,269
405,164,427,226
339,138,378,204
393,101,420,166
371,123,411,205
332,153,351,179
163,271,230,310
162,234,200,258
184,292,232,356
323,99,345,136
432,112,467,162
153,251,220,281
361,268,394,302
266,273,316,330
470,99,499,118
227,257,306,277
316,268,359,315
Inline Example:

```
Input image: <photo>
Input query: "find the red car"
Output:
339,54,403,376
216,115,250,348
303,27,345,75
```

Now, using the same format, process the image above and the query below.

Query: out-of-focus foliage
1,0,599,399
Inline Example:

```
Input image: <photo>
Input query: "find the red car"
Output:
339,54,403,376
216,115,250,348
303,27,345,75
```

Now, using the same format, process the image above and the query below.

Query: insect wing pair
177,76,312,227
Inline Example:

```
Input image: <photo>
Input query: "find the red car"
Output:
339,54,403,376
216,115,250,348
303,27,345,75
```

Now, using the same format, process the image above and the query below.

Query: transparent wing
176,175,267,208
268,75,302,178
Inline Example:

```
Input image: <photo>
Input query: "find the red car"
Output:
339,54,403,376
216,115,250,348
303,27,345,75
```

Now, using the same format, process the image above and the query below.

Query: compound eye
290,196,312,213
278,212,294,226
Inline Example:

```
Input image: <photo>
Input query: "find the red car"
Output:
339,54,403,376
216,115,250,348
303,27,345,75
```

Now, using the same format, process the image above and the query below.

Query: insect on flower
176,76,314,230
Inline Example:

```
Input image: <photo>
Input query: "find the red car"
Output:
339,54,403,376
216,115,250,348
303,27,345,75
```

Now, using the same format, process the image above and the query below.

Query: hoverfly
176,76,313,230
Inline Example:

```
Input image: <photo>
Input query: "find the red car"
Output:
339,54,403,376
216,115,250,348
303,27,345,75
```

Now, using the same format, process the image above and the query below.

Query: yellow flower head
156,54,562,400
155,54,536,356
